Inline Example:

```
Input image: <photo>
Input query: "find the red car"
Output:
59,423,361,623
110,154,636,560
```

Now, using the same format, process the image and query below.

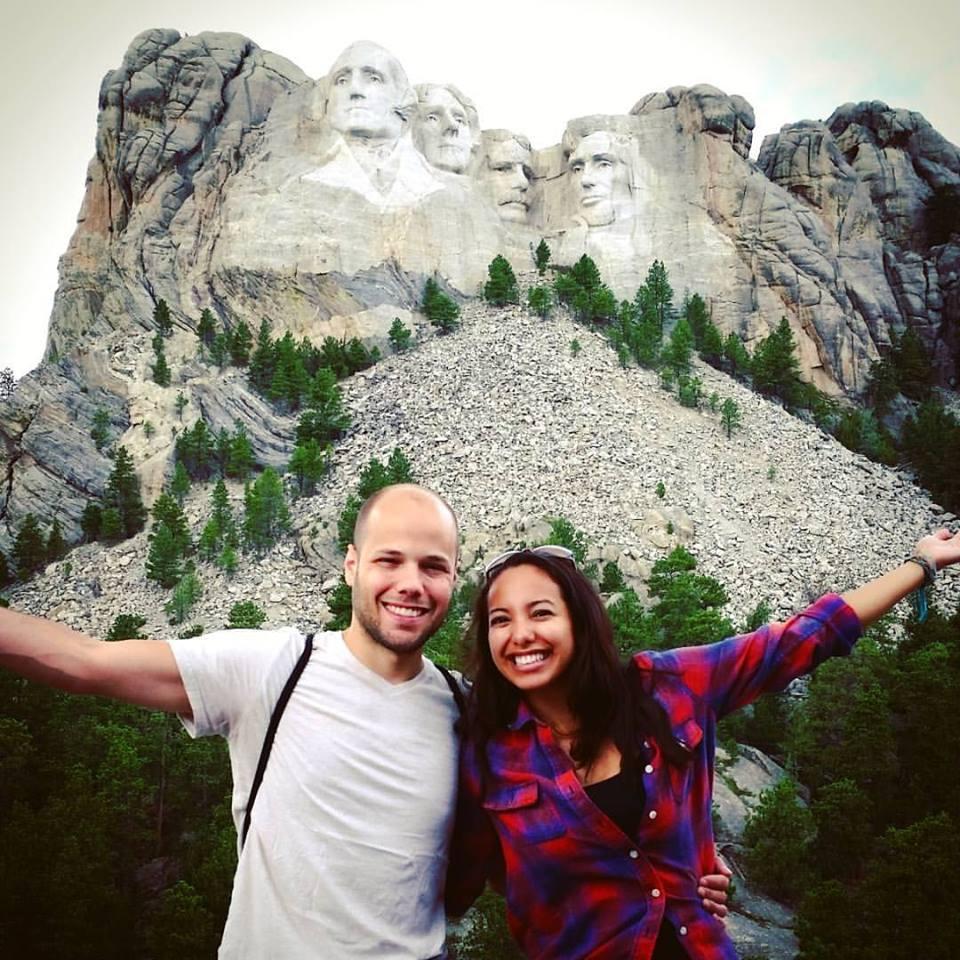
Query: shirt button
648,809,658,820
651,888,661,898
644,764,654,774
679,926,688,936
629,849,639,859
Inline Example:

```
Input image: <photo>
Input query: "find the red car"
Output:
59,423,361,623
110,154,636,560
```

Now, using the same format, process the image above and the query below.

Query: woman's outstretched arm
842,529,960,629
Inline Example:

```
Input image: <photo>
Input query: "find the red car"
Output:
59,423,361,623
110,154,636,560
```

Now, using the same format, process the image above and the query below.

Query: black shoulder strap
241,631,315,849
436,663,466,733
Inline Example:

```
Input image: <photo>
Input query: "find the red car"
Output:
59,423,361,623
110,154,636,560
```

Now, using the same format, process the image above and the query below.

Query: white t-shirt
170,628,460,959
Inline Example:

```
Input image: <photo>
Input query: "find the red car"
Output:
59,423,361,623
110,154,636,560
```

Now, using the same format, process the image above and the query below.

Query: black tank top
584,768,689,959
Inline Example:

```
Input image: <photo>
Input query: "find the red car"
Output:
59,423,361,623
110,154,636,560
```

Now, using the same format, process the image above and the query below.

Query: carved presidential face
568,132,632,227
414,87,475,173
326,42,406,141
480,138,533,222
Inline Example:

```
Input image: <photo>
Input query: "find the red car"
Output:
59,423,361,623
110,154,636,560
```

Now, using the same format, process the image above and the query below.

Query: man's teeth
385,603,425,617
514,652,548,666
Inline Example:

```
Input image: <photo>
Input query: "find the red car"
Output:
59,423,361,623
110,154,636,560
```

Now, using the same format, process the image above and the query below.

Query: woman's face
486,564,575,696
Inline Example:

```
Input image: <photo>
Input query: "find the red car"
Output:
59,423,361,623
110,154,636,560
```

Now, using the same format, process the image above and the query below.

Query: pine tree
165,571,202,624
229,321,253,367
663,317,694,377
483,255,520,306
534,238,551,276
422,279,460,333
288,440,331,495
226,601,267,630
388,318,412,353
0,366,16,400
105,613,148,642
170,462,191,504
242,469,291,553
90,408,111,451
683,293,710,349
700,318,724,367
591,285,617,323
723,332,752,380
154,299,174,337
387,447,413,483
150,491,191,557
751,316,801,402
218,544,239,576
13,514,46,579
892,327,933,401
720,397,742,438
643,260,673,334
45,517,67,563
196,308,217,350
527,285,553,318
226,425,256,480
152,345,172,388
100,507,123,541
147,524,184,589
210,479,235,540
80,502,103,541
104,446,147,539
571,255,601,293
209,333,229,370
174,392,189,421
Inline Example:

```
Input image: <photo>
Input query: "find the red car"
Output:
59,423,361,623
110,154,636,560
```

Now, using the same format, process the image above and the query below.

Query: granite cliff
2,28,958,554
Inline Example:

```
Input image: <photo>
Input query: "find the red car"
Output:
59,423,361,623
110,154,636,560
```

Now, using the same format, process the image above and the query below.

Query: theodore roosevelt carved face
413,84,479,173
479,131,533,223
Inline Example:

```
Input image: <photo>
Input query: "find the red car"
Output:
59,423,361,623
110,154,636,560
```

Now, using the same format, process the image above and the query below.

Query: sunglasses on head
483,545,577,581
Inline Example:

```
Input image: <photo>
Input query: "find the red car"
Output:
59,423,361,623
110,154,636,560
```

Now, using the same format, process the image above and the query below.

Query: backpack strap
436,663,466,734
241,631,315,850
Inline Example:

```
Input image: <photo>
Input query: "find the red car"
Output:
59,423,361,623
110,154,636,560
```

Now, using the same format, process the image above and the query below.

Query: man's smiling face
344,487,458,656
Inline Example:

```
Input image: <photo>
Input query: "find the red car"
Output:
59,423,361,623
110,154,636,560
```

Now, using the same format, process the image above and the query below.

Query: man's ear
344,544,358,587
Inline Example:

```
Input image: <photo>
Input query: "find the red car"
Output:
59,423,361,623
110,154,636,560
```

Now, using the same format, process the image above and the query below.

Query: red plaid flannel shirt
446,594,862,959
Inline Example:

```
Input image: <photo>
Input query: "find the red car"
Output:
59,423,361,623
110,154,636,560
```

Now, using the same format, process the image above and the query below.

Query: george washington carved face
325,42,412,141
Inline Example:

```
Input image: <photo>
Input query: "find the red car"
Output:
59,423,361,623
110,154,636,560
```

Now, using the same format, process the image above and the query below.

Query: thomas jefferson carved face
325,42,409,141
568,132,632,227
480,136,533,222
414,86,476,173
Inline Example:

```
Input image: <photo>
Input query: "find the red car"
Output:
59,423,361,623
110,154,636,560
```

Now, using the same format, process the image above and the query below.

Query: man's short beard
354,606,440,655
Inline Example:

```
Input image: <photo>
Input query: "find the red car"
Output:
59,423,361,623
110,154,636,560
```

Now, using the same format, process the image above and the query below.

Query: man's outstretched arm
0,607,191,715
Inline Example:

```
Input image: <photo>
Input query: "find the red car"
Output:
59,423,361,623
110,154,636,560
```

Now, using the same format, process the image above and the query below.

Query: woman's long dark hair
465,551,690,782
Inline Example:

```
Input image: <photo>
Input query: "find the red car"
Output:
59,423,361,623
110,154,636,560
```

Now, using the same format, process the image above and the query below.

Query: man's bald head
352,484,459,557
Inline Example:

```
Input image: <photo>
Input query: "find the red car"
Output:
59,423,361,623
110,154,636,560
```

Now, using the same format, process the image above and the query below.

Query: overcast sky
2,0,957,377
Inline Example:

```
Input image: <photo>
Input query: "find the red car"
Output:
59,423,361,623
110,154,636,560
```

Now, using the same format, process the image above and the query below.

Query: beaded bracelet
905,553,938,622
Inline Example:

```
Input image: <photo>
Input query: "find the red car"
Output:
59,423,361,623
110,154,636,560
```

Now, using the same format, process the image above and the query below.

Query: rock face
2,30,959,552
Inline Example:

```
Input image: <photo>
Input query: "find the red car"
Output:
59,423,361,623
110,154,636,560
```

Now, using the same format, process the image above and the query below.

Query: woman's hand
916,528,960,571
698,853,734,918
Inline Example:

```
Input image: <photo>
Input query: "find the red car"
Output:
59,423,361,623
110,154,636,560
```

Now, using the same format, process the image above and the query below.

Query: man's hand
698,853,733,918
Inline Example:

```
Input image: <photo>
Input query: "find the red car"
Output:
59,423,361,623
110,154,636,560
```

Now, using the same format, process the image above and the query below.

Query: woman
446,530,960,959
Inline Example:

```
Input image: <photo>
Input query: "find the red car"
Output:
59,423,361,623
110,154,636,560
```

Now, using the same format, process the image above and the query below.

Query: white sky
2,0,958,377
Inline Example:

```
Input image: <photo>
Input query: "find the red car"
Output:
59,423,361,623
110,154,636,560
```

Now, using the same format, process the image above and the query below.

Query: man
0,483,729,958
412,84,480,175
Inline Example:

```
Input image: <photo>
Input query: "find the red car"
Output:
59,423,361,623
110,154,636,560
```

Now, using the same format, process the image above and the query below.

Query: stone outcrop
3,30,959,563
757,101,960,388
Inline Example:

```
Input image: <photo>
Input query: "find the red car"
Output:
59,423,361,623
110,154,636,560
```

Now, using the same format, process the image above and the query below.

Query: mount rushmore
1,29,958,549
